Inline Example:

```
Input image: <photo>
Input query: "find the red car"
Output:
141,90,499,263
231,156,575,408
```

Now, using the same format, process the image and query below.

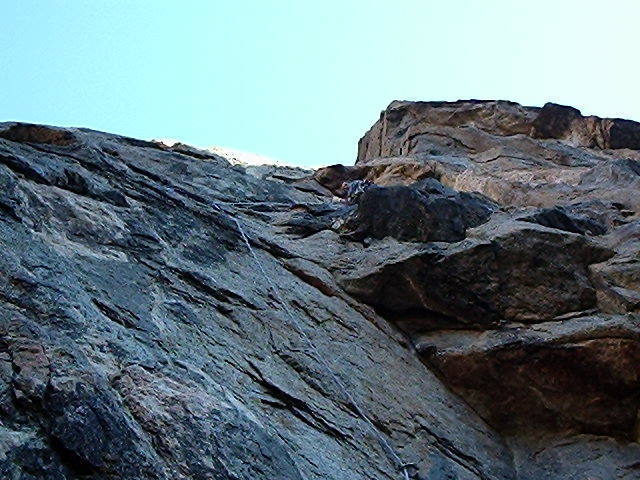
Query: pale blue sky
2,1,639,166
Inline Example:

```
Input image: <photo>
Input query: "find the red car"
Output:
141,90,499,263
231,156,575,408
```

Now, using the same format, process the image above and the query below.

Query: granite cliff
1,100,639,479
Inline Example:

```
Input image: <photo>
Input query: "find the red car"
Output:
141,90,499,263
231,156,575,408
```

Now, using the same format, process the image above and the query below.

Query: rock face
415,315,640,439
0,99,639,480
355,100,640,213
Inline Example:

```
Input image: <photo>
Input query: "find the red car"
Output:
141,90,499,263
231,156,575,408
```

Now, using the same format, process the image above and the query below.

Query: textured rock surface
337,219,613,325
0,122,512,480
339,179,498,243
415,315,640,438
0,98,639,480
356,100,640,213
348,100,640,479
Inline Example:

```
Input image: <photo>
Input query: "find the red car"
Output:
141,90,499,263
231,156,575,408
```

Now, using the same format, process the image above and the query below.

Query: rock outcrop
337,219,613,325
1,99,639,480
339,179,498,243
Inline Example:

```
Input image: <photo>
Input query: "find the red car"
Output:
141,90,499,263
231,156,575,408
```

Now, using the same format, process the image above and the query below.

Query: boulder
339,178,498,242
515,204,607,235
312,164,367,194
338,219,613,325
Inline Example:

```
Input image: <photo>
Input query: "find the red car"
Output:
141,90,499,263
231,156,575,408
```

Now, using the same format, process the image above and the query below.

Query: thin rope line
224,210,412,480
217,200,326,207
219,201,301,206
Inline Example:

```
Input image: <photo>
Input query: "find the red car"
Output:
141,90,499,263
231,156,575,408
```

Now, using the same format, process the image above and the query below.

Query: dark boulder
530,103,583,140
340,179,498,242
608,118,640,150
516,204,607,235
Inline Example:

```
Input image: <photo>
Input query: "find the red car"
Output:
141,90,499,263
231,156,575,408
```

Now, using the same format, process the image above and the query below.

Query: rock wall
1,99,639,480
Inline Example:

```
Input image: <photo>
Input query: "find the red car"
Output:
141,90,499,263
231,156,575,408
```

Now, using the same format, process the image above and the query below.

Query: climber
341,179,373,205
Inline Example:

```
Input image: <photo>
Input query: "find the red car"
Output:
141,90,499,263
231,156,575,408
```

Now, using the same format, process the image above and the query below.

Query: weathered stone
339,178,497,242
515,204,607,235
357,100,640,214
0,123,77,146
591,220,640,313
276,202,353,236
313,163,368,194
338,220,613,325
532,102,640,150
1,97,640,480
530,103,584,141
415,315,640,439
0,121,514,480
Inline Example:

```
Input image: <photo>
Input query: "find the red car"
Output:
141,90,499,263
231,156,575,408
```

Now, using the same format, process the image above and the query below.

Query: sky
2,1,640,167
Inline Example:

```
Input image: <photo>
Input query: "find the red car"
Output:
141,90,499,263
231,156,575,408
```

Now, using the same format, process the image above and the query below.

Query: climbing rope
217,201,307,206
210,201,413,480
